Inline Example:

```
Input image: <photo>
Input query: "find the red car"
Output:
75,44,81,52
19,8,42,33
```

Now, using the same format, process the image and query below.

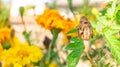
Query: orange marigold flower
35,9,79,33
0,28,11,42
62,18,79,33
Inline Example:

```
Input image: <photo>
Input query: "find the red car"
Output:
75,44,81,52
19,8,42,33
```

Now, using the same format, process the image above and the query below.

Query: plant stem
84,40,96,67
21,16,26,31
21,16,31,45
47,29,60,63
85,52,96,67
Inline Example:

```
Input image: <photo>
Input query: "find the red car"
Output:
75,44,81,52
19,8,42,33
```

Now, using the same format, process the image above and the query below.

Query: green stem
84,40,96,67
47,29,61,63
21,16,26,31
21,16,31,45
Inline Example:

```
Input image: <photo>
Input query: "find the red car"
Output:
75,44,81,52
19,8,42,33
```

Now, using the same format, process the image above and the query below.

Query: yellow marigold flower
10,36,21,47
0,44,3,61
29,45,43,62
14,63,22,67
36,9,79,33
0,28,10,42
49,62,58,67
2,44,43,67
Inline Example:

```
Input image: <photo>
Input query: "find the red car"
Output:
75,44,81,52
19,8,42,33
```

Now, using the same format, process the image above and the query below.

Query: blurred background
2,0,105,42
1,0,120,67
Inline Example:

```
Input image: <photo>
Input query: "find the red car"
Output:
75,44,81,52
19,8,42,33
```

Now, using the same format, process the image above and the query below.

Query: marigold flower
0,28,11,42
48,61,58,67
36,9,79,33
2,44,43,67
0,27,43,67
0,44,3,61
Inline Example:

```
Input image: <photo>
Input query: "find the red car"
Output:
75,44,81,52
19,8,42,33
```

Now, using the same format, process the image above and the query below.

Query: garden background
0,0,120,67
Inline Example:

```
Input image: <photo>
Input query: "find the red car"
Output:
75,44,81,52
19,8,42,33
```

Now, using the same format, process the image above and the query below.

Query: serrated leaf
66,42,84,50
66,39,84,50
114,4,120,23
102,26,108,32
106,0,116,19
90,21,97,30
103,28,120,64
67,28,77,34
70,37,79,42
66,37,84,67
98,16,108,26
67,48,84,67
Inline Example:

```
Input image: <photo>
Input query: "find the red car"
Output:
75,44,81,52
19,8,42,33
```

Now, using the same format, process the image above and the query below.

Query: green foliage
114,4,120,24
106,0,116,20
23,31,31,45
66,37,84,67
103,25,120,64
19,7,24,17
66,0,120,66
91,0,120,64
102,1,120,64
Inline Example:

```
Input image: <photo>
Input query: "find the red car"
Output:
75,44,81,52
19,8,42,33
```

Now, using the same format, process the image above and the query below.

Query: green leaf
66,42,83,50
98,16,108,26
103,28,120,64
100,8,107,16
67,48,84,67
66,38,84,50
114,4,120,23
106,0,116,20
67,28,77,34
70,37,79,42
19,7,24,17
22,31,31,45
66,37,84,67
